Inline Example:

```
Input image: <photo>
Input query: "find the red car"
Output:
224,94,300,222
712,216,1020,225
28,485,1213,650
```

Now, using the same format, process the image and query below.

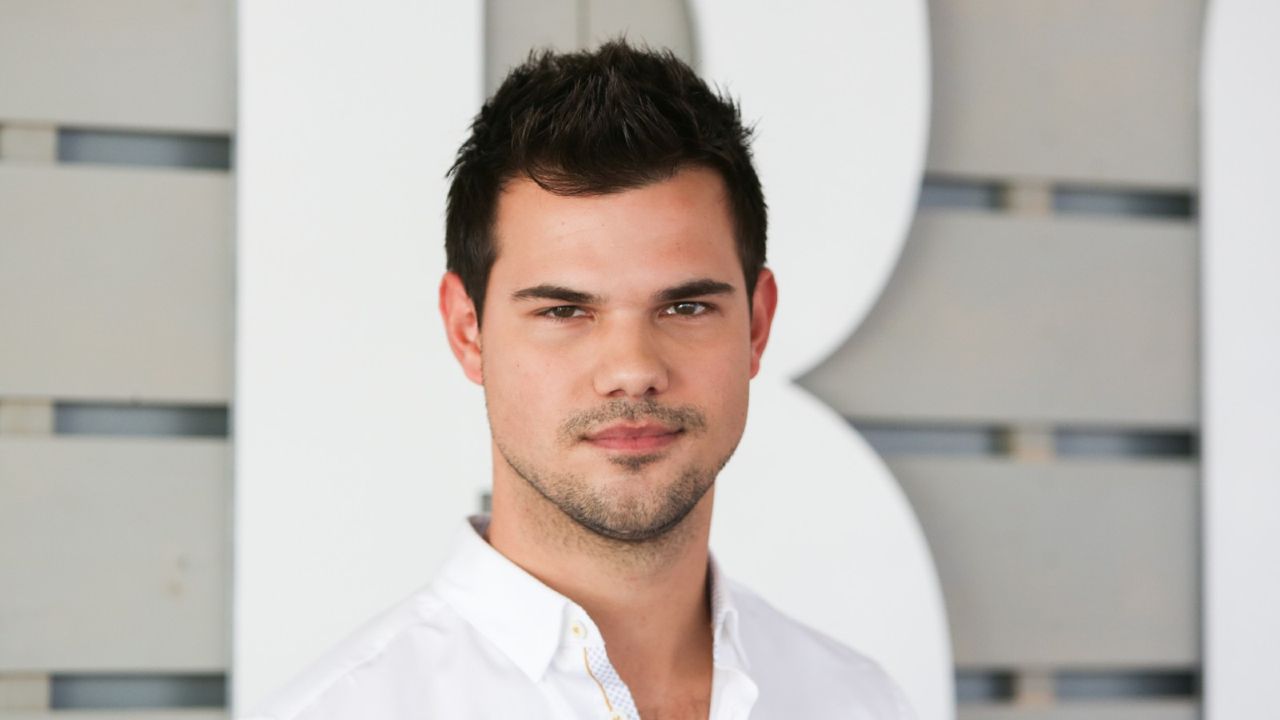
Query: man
247,41,914,720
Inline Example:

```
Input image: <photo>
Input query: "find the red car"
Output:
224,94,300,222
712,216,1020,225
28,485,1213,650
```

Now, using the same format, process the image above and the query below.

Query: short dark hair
445,40,767,323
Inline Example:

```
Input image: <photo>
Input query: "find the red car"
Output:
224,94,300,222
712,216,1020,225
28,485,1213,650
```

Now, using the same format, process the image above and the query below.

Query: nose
592,317,670,399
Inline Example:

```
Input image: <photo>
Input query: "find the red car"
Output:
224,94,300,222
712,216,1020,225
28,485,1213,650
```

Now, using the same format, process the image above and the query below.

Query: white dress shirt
244,516,915,720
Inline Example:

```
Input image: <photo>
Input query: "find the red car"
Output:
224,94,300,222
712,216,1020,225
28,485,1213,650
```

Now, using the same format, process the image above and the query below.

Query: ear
439,272,484,385
748,267,778,378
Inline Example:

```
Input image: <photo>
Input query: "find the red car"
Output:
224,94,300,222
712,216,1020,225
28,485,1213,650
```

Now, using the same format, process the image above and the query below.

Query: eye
662,301,711,317
539,305,588,321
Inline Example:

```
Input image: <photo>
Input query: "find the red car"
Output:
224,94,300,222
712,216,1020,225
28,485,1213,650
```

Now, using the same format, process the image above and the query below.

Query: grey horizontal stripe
848,421,1195,459
920,178,1002,211
51,674,226,709
956,670,1016,702
1054,186,1195,219
956,670,1198,703
56,402,229,438
59,128,232,170
1055,428,1196,458
1056,670,1198,701
918,177,1195,219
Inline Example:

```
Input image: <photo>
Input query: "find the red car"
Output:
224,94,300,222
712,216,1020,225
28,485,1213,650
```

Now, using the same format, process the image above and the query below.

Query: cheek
483,341,578,435
679,342,752,429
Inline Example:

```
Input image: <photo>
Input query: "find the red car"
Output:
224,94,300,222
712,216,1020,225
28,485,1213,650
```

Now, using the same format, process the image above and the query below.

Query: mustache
559,399,708,440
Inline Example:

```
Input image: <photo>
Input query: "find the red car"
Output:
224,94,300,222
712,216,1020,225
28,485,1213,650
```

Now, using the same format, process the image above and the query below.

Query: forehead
489,166,741,292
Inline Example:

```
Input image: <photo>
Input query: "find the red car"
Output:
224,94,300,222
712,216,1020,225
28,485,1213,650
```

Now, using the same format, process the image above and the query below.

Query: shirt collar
431,515,569,682
431,515,751,681
707,553,749,671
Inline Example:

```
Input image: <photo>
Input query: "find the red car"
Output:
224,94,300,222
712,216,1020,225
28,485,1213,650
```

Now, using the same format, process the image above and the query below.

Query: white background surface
234,0,486,708
1202,1,1280,717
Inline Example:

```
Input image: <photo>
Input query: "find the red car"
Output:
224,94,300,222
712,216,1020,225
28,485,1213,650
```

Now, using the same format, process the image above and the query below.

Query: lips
584,422,683,452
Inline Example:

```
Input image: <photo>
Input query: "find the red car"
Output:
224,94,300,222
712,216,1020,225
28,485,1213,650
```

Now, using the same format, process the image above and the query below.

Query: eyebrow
653,279,736,303
510,284,600,304
510,278,735,305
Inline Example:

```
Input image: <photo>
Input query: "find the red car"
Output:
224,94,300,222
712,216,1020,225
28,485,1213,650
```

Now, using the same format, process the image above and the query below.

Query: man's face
448,166,775,542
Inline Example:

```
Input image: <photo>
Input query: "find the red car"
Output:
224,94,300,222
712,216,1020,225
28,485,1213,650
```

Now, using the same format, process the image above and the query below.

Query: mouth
583,422,684,453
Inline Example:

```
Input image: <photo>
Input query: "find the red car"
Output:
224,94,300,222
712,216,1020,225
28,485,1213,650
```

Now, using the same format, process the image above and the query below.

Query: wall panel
0,166,232,403
586,0,694,63
0,437,229,671
0,0,233,132
890,457,1198,667
803,211,1198,428
927,0,1203,189
485,0,695,93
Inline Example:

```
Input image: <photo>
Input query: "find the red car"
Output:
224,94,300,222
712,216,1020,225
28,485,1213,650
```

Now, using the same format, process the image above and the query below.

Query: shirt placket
565,610,641,720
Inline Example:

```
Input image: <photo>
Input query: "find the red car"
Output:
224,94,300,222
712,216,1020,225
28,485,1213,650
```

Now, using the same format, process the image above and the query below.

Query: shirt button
570,621,587,639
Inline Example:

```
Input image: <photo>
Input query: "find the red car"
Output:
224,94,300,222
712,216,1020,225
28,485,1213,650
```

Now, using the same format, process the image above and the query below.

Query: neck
486,451,715,699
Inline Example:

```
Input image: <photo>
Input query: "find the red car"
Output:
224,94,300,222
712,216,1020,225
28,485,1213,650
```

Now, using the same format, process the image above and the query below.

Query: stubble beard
500,449,725,545
494,399,738,548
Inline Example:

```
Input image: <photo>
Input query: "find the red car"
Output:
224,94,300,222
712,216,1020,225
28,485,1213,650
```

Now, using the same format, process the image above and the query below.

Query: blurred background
0,1,1217,719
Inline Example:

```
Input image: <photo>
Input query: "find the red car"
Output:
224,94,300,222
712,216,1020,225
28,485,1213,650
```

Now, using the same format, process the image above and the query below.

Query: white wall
1202,2,1280,717
233,0,485,708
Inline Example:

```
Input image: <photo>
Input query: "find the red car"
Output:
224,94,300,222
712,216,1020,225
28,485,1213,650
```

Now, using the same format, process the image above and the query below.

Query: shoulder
728,579,916,719
239,587,461,720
